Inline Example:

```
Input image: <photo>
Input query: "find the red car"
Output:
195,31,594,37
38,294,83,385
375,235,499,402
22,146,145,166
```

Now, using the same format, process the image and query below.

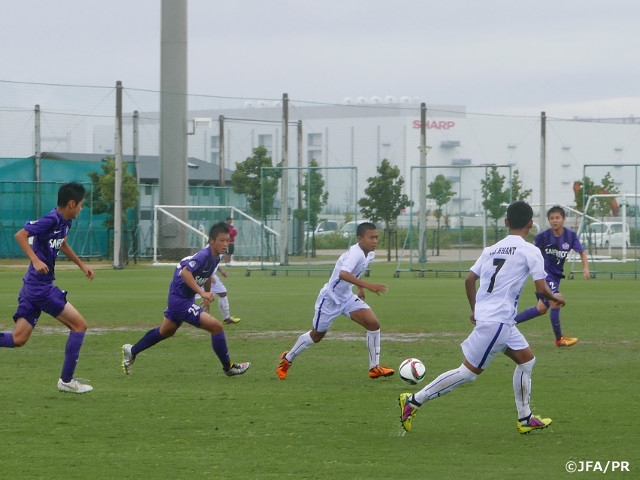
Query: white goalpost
152,205,279,266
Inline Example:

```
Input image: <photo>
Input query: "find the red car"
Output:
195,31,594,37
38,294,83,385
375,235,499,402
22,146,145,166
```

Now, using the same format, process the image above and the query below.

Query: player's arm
464,271,479,324
180,267,214,302
534,278,565,307
14,228,48,274
338,270,387,296
579,251,590,279
60,238,95,280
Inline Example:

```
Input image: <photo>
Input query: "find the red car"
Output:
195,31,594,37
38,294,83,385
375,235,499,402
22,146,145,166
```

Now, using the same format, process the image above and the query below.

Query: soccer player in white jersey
399,201,565,434
209,264,240,324
276,222,395,379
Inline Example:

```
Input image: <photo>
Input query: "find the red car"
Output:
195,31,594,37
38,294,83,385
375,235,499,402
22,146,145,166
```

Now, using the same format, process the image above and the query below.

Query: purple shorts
14,282,68,328
535,277,560,308
164,295,203,328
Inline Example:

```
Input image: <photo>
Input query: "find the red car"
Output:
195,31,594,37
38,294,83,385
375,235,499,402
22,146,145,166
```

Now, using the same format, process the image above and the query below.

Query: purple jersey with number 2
168,247,220,300
534,227,584,282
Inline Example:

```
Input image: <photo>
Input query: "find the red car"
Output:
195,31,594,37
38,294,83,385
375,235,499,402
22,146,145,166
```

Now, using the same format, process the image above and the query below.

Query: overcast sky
2,0,639,118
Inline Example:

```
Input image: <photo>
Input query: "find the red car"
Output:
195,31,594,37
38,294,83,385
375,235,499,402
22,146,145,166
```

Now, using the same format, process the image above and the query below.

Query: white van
579,222,630,248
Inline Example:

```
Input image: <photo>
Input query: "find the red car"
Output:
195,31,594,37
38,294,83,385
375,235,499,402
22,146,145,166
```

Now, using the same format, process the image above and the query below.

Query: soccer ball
399,358,426,385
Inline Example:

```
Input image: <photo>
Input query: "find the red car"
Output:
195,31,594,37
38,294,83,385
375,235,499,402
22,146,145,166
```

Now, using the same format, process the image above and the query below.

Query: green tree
509,169,532,201
231,146,282,220
427,174,456,255
481,166,510,241
573,173,619,219
293,159,329,256
85,157,139,229
358,159,411,261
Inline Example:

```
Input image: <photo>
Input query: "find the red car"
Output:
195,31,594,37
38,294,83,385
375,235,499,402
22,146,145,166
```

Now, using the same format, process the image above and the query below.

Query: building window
210,135,220,148
308,150,322,163
308,133,322,147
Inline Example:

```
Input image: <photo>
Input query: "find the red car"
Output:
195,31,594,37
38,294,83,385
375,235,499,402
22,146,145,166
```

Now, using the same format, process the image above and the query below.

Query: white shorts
210,274,227,295
312,293,370,333
461,321,528,370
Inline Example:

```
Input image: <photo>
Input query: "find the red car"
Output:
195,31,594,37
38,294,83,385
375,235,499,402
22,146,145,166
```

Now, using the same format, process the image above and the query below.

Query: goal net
152,205,278,266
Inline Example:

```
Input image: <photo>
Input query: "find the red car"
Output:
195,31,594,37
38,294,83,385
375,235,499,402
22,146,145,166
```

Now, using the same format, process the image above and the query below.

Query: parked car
305,220,340,239
339,220,383,238
579,221,630,248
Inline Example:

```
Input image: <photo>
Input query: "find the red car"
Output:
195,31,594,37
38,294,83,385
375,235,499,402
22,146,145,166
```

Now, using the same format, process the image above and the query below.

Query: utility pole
540,111,546,228
280,93,289,265
418,103,428,265
219,115,225,186
113,80,123,269
34,104,41,218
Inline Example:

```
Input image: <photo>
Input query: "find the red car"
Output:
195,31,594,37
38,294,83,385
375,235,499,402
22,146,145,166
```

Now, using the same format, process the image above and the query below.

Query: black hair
57,182,85,208
356,222,377,237
506,201,533,229
209,221,230,240
547,205,566,218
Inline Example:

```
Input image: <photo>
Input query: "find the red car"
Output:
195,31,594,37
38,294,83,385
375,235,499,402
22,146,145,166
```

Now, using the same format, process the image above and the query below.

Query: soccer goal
152,205,279,266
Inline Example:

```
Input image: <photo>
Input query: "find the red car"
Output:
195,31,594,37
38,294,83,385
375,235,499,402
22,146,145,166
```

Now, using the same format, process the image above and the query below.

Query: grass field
0,259,638,479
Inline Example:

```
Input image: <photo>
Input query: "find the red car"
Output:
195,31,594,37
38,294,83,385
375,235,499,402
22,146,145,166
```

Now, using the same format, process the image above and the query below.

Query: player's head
57,182,85,208
226,216,233,224
506,201,533,229
547,205,566,219
209,221,230,240
356,222,377,237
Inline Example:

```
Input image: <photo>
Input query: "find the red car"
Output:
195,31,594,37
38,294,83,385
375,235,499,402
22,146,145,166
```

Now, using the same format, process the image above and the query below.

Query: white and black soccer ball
399,358,426,385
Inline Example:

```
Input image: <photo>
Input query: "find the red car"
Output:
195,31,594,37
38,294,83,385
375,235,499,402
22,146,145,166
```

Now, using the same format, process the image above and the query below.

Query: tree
481,166,510,242
292,159,329,256
427,174,456,255
85,157,139,229
509,169,532,202
573,172,619,219
231,146,281,220
358,159,411,261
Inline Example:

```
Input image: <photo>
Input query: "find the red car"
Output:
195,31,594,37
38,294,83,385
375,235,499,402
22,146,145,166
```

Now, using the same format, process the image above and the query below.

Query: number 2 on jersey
487,258,506,293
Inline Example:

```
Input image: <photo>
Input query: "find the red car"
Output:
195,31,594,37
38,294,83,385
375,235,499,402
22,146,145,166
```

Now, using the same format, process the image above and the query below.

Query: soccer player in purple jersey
514,206,590,347
0,182,95,393
121,222,250,377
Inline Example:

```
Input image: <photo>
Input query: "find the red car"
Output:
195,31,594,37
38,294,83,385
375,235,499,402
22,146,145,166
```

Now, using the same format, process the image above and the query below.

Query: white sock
413,363,477,405
513,357,535,420
218,296,230,319
366,329,381,369
286,331,315,362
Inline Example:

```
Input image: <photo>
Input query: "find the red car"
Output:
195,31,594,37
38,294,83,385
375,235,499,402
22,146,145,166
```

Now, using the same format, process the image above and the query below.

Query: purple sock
211,332,231,370
131,327,164,357
515,306,541,324
60,331,85,382
0,332,15,348
550,308,562,340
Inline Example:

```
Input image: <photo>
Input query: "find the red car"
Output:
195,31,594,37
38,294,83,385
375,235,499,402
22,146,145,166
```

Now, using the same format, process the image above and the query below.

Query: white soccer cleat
122,344,135,375
57,378,93,394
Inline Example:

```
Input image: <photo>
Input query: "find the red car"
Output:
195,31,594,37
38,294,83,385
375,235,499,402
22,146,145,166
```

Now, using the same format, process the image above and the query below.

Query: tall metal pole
418,103,428,265
280,93,289,265
296,120,303,254
539,111,547,228
219,115,225,186
159,0,188,258
113,81,123,269
34,104,41,218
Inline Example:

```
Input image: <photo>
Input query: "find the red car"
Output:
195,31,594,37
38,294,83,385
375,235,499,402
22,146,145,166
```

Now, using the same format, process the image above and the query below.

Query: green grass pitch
0,261,638,479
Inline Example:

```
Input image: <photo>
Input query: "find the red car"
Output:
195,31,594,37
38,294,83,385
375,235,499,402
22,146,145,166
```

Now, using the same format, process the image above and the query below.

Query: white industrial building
90,99,640,217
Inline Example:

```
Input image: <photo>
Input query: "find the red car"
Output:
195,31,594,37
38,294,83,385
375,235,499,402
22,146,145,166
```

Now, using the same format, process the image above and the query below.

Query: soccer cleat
223,317,240,324
121,344,135,375
369,365,395,378
225,361,251,376
517,414,552,434
57,378,93,394
276,351,291,379
555,336,578,347
399,393,419,432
